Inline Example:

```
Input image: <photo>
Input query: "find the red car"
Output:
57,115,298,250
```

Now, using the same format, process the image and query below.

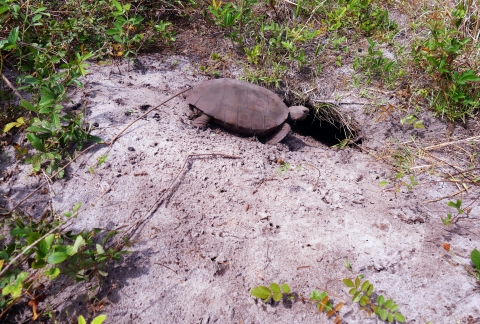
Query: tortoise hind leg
264,123,291,145
192,113,211,129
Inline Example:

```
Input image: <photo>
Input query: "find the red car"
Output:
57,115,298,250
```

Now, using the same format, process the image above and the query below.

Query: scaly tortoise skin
186,78,308,144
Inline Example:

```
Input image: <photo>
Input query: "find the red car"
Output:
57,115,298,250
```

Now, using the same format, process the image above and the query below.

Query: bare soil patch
1,55,479,323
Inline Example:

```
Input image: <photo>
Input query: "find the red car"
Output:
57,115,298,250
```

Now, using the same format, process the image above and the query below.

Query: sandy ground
1,55,479,324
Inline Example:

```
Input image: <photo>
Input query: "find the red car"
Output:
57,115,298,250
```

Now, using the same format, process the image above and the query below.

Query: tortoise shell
186,78,288,136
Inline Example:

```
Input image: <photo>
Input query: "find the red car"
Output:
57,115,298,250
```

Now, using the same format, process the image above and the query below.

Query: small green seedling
442,199,463,226
345,259,352,271
250,283,344,323
400,114,424,129
250,282,292,303
343,276,405,323
276,161,291,176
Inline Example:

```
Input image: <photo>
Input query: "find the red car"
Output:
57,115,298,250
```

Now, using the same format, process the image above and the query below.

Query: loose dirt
1,55,479,323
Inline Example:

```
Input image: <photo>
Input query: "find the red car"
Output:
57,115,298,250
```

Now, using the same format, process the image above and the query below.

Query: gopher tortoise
186,78,309,144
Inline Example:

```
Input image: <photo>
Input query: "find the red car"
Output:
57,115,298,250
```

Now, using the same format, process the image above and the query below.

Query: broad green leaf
379,308,388,321
390,303,399,312
31,259,46,269
457,70,480,84
34,7,47,13
72,235,86,254
343,278,354,287
112,0,123,11
387,312,394,322
38,234,54,256
355,276,360,288
96,244,105,254
32,14,42,22
73,202,82,213
348,288,357,295
0,6,9,15
471,249,480,269
377,295,385,306
88,135,104,143
366,283,374,296
78,315,87,324
26,133,46,152
281,283,290,293
270,283,281,293
360,295,369,306
106,28,120,35
26,125,50,133
394,312,406,322
21,99,37,112
44,267,60,279
2,272,28,298
352,291,361,303
8,27,19,44
11,227,29,237
27,231,41,245
98,270,109,277
310,290,326,301
250,286,271,300
384,299,393,308
47,252,69,264
40,87,56,101
91,315,107,324
361,280,370,291
272,292,282,302
37,106,53,114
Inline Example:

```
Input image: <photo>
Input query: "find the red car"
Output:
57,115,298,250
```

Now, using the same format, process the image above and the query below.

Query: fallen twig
154,262,178,274
1,73,24,100
423,135,480,151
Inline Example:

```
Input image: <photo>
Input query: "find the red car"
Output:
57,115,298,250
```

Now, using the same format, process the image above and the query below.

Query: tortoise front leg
264,123,291,145
192,112,211,129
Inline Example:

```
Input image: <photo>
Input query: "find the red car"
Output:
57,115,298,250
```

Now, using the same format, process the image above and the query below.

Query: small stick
105,87,191,146
423,135,480,151
424,188,467,203
1,73,24,100
154,262,178,274
311,99,369,105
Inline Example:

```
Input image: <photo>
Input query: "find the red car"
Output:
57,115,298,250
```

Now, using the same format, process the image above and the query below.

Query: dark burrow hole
289,103,362,147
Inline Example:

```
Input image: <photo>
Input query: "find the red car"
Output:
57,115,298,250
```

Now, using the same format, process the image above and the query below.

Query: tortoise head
288,106,309,121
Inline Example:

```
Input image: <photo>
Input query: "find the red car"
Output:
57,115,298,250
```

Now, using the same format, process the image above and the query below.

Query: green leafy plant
250,282,344,323
400,114,424,129
250,282,293,303
276,160,291,175
0,204,131,320
0,0,180,177
353,38,400,88
441,199,463,226
412,11,480,122
78,314,107,324
343,276,405,323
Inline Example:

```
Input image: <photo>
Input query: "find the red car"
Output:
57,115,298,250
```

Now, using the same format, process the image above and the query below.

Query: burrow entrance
289,103,362,147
